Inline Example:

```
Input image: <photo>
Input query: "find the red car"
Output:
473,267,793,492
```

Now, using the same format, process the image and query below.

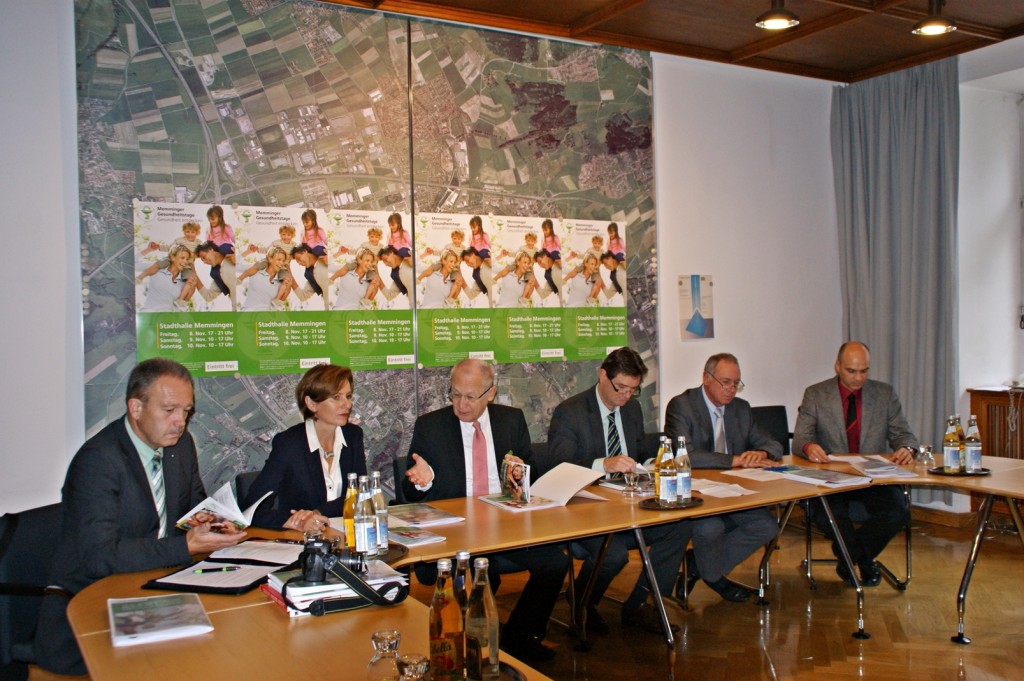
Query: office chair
750,405,791,455
801,488,912,591
0,503,69,681
234,470,261,506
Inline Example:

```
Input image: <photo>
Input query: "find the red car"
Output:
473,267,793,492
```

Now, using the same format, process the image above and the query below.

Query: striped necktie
151,453,167,538
607,412,622,457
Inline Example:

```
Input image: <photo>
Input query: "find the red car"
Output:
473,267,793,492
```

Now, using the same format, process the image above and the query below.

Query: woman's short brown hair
295,364,354,419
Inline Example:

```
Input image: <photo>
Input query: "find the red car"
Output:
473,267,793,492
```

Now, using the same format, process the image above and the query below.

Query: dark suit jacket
663,387,783,469
547,386,646,466
37,417,206,674
792,377,918,456
400,404,534,502
244,421,367,528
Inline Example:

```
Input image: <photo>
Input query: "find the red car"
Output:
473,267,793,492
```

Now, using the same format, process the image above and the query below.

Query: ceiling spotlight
913,0,957,36
755,0,800,30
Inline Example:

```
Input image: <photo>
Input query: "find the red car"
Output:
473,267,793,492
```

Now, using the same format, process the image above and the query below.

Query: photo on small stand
500,459,530,503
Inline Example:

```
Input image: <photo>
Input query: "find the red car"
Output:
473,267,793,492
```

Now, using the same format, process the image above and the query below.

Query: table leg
1007,496,1024,550
756,501,796,605
818,496,869,639
952,493,994,644
573,534,613,652
633,527,676,670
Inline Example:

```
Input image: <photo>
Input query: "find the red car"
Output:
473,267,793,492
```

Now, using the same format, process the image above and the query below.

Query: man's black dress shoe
707,578,751,603
859,562,882,587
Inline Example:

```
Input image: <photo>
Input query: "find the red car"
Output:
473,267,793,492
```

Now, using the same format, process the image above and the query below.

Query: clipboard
142,539,304,595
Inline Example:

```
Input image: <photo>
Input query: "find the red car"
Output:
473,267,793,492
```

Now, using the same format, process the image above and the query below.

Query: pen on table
271,539,302,544
194,566,241,574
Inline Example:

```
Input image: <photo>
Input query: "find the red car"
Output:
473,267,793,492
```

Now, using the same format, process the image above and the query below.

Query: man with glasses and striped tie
548,347,691,636
664,352,783,603
36,358,243,676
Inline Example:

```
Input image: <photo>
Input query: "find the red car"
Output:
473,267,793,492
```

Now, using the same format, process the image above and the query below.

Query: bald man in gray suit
792,341,918,586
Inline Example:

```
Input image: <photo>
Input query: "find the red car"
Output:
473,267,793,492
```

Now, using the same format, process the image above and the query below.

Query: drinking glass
915,445,935,470
396,653,429,681
366,629,401,681
621,470,641,499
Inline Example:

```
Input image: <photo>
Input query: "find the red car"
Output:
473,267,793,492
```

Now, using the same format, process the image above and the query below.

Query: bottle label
355,519,377,554
658,476,676,503
429,634,463,680
376,511,389,550
676,474,692,501
965,445,982,472
943,445,961,472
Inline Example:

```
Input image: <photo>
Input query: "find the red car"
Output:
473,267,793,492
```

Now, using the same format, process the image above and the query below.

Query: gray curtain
831,58,959,451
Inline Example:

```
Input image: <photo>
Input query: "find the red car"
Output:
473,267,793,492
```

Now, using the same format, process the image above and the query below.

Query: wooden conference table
68,454,1024,678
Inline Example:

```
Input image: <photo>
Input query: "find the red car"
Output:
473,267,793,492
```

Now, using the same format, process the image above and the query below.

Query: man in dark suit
664,353,783,603
792,341,918,586
35,358,243,675
402,359,567,663
548,347,690,635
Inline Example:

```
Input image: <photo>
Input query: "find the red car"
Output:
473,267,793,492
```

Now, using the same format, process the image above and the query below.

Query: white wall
957,58,1024,416
0,0,83,514
652,54,840,429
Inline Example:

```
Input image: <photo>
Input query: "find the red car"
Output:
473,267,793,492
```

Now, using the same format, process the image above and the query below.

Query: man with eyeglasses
401,358,567,663
664,352,782,603
548,347,691,636
792,341,917,587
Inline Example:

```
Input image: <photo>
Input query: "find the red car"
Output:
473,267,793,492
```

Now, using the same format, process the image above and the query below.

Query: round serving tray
638,497,704,510
926,467,991,477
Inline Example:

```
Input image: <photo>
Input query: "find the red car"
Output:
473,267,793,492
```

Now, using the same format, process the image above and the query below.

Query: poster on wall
135,202,628,374
133,201,415,376
413,213,628,366
678,275,714,339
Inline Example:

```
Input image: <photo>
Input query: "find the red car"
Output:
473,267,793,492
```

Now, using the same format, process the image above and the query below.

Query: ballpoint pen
194,566,241,574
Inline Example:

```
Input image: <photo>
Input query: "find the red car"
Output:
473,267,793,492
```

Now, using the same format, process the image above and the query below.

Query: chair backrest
234,471,261,506
0,502,63,669
751,405,791,455
391,457,407,505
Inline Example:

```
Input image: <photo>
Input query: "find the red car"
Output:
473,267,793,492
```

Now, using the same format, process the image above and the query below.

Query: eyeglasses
609,381,642,397
706,372,745,393
448,383,494,403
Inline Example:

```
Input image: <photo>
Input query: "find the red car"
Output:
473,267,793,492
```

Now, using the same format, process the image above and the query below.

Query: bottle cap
456,550,470,561
473,557,489,570
437,558,452,571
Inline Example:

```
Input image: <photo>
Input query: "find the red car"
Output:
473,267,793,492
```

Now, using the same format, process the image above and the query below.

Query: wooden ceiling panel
322,0,1024,82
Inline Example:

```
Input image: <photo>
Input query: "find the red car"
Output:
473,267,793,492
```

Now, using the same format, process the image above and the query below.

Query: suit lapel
301,436,328,505
688,389,714,451
116,420,163,535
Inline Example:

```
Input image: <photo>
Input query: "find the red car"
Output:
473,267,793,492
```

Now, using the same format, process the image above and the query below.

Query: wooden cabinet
968,388,1024,460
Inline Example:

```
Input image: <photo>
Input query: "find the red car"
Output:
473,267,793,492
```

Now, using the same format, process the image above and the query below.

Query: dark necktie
391,267,408,295
845,393,860,453
606,412,622,457
545,268,558,294
472,267,487,295
304,266,322,295
610,269,623,294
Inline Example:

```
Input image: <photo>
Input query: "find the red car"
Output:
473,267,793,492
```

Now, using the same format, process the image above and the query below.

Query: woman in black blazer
244,364,367,531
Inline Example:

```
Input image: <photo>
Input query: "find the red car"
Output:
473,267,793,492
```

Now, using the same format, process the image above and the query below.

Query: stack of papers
691,479,757,498
766,465,870,488
264,560,407,611
838,455,918,479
